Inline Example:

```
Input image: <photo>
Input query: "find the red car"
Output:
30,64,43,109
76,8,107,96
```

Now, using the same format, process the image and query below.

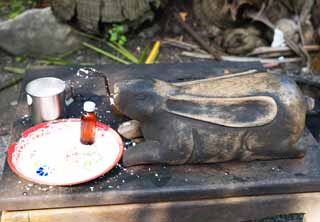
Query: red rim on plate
7,119,124,186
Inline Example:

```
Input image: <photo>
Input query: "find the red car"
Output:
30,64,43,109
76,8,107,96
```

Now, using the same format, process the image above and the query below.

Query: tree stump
50,0,162,34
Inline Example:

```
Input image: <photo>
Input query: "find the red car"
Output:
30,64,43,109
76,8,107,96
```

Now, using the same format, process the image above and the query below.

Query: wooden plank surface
1,62,320,212
0,135,10,180
20,62,265,92
2,192,318,222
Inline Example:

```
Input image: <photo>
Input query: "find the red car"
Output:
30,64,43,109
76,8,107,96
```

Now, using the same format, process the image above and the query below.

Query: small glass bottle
80,101,96,145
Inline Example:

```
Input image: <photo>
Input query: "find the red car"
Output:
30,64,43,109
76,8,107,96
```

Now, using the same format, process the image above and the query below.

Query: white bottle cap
83,101,96,112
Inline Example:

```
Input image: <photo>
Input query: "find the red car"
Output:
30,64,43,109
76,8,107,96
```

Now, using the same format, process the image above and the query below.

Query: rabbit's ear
164,95,277,127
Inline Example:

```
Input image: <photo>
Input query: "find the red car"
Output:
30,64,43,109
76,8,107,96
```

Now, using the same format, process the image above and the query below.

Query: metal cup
25,77,70,124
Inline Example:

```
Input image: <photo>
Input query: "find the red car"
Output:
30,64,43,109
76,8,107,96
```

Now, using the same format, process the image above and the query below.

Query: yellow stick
145,41,161,64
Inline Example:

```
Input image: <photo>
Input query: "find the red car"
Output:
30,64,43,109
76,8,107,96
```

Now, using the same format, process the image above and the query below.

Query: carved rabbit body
113,72,306,167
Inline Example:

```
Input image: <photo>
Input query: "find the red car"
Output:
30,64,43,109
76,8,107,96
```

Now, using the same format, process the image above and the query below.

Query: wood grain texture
51,0,76,21
2,192,319,222
100,0,123,22
0,135,10,180
118,0,150,21
165,95,277,127
76,0,101,33
51,0,156,33
114,72,306,166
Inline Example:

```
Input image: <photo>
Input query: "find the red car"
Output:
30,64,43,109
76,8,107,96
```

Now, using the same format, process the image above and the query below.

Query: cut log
50,0,161,34
50,0,76,21
100,0,123,22
76,0,101,33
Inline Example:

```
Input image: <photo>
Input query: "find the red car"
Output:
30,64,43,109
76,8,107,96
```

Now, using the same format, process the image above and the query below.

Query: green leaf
110,33,118,42
138,45,150,64
15,56,25,62
9,0,24,18
153,0,161,8
38,59,74,66
74,29,104,42
0,2,3,16
107,42,138,64
118,35,127,45
115,25,125,33
59,47,81,59
82,42,130,65
108,24,127,44
9,11,21,19
4,66,26,75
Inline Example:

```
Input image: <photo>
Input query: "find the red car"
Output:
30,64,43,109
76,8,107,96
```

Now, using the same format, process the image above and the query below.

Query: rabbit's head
113,79,168,120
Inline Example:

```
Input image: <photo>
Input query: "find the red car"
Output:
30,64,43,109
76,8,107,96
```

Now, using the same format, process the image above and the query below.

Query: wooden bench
0,62,319,222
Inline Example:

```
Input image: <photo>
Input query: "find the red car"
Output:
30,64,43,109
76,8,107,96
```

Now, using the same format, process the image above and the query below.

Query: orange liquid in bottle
80,102,96,145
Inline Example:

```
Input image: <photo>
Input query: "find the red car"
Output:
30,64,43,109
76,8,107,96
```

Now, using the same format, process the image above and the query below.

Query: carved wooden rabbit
113,72,307,167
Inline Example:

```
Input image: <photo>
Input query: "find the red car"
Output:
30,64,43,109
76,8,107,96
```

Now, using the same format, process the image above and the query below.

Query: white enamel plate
7,119,123,186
